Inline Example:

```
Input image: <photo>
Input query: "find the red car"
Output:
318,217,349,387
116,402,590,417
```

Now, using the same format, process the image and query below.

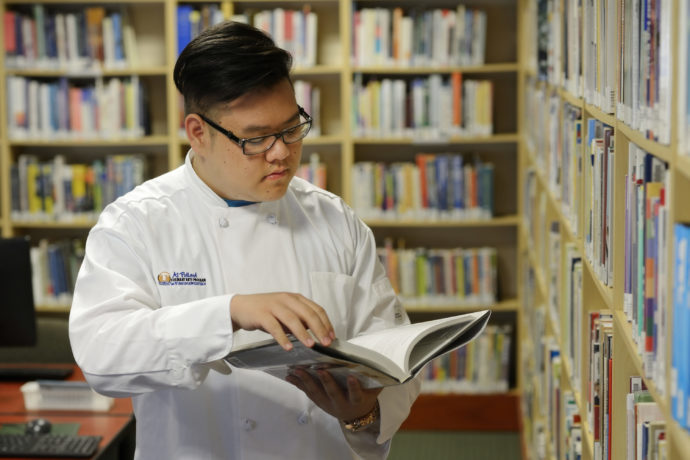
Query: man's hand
286,368,382,424
230,293,335,350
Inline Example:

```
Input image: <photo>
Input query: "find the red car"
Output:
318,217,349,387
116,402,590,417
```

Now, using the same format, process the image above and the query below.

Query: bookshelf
0,0,523,431
519,0,690,459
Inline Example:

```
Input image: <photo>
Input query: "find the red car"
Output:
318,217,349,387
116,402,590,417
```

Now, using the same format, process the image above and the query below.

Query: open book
224,309,491,388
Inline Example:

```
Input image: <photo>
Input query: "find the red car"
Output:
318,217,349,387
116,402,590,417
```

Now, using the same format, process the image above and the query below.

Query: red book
4,12,16,54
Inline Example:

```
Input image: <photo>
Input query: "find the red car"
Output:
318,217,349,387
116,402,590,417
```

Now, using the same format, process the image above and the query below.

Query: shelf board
404,298,518,313
669,420,690,459
353,62,519,74
583,102,617,127
613,311,669,417
364,214,519,228
11,219,96,229
559,88,584,108
400,391,521,431
35,305,71,314
8,135,169,147
292,65,342,76
616,122,673,163
581,255,614,308
678,154,690,180
354,133,519,144
4,67,168,77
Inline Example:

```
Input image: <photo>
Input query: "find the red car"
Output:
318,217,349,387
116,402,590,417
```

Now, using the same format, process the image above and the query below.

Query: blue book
177,5,194,55
15,14,23,59
450,154,464,210
111,12,124,62
49,83,59,131
480,163,494,215
435,155,449,211
684,223,690,429
46,246,63,297
45,15,57,59
672,223,689,426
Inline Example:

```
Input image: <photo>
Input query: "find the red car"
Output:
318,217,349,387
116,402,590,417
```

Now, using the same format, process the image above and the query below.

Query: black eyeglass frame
196,106,313,156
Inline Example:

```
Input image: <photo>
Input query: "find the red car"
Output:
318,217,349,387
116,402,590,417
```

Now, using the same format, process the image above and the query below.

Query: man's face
191,78,303,202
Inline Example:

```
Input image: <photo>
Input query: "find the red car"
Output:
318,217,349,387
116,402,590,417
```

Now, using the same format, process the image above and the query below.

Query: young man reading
69,21,420,459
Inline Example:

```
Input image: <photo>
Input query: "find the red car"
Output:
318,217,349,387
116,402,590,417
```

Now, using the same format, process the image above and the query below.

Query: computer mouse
25,418,52,435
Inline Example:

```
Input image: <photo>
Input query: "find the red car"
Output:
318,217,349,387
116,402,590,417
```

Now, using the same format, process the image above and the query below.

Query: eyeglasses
196,106,312,156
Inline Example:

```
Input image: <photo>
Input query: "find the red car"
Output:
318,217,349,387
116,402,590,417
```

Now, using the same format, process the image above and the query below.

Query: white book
311,86,321,137
28,80,39,138
305,12,317,67
122,11,139,67
225,310,491,388
400,17,413,66
273,9,285,51
103,17,115,69
55,14,67,68
65,14,80,68
39,83,51,137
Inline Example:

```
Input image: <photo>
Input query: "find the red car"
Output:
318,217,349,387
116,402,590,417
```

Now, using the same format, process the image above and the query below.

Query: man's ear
185,113,208,153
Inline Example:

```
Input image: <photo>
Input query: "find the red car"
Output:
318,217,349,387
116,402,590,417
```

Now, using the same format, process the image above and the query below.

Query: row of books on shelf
10,154,144,222
583,118,615,287
6,75,149,140
524,78,615,288
176,4,226,56
672,223,690,432
4,5,139,71
351,154,494,221
30,238,83,307
351,6,486,68
250,7,318,69
536,0,672,144
352,73,493,139
295,153,326,190
377,241,497,306
420,324,511,394
624,146,670,390
678,0,690,157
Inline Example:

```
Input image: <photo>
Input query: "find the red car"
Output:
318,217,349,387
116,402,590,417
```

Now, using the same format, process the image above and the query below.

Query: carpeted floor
389,431,522,459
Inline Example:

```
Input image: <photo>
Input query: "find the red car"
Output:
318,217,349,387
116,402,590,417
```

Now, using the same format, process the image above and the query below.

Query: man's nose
264,136,291,162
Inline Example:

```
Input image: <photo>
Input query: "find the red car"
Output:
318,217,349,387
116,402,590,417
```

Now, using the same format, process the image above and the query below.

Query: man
69,21,420,459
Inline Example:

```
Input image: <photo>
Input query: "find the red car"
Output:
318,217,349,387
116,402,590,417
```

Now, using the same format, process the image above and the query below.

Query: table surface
0,364,134,460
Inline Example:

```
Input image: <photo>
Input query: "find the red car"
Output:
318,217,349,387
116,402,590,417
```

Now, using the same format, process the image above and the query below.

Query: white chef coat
69,151,421,460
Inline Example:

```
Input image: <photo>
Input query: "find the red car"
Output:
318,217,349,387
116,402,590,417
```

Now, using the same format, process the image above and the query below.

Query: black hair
173,21,293,115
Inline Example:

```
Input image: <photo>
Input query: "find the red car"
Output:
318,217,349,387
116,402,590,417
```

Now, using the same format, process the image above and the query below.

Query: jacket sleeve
338,210,422,459
69,225,235,398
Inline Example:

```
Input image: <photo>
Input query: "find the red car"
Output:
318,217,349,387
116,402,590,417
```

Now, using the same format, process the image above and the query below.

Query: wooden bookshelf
0,0,525,435
518,0,690,457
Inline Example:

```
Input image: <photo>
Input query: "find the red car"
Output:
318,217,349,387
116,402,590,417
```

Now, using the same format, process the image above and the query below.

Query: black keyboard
0,366,73,381
0,434,101,458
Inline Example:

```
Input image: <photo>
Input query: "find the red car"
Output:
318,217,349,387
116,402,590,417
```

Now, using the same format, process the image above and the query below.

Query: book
224,309,491,389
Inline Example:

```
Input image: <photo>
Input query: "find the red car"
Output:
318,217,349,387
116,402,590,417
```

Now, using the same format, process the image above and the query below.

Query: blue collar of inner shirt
223,198,257,207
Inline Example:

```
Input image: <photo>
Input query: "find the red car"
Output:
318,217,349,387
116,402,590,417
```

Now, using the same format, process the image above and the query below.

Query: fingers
346,375,364,405
261,316,294,351
230,293,336,349
280,295,334,346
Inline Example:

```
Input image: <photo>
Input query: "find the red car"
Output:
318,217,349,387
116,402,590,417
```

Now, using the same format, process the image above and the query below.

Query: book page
226,338,401,388
347,310,489,374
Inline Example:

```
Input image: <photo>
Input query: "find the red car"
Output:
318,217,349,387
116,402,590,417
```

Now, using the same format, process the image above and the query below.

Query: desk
0,364,135,460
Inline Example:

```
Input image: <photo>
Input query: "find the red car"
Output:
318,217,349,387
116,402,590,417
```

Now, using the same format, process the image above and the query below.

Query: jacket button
242,418,256,431
297,413,310,425
219,218,229,228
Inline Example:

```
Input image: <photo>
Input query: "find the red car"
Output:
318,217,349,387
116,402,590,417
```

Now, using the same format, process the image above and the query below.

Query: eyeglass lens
243,121,311,155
